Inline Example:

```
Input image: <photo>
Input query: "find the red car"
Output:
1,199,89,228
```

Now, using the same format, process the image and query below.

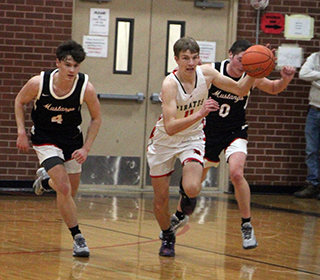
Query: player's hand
72,148,88,164
281,66,296,80
264,43,278,61
16,133,30,152
200,97,219,117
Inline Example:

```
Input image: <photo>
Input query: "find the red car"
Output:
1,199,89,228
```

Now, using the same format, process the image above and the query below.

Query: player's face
175,50,200,75
229,51,246,77
56,56,81,81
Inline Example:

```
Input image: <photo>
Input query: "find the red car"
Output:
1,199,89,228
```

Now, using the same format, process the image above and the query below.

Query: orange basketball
241,45,275,78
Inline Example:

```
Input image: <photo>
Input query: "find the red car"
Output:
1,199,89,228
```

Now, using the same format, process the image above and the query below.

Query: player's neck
175,70,197,94
175,69,196,84
53,73,75,96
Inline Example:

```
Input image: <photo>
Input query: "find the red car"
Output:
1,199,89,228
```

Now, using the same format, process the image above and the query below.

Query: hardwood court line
1,230,318,279
0,238,158,257
78,194,320,219
0,224,189,256
76,197,320,277
250,201,320,217
20,252,158,280
174,242,320,278
70,262,156,280
77,198,155,215
78,220,320,278
76,223,190,250
184,195,320,218
4,194,316,277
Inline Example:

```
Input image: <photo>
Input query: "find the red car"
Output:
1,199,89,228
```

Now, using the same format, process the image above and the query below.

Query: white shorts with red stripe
147,128,205,177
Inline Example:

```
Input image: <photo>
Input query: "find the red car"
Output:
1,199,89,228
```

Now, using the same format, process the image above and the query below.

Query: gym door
72,0,238,190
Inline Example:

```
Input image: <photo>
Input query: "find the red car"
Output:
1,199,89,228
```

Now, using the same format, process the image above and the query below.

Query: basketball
241,45,275,78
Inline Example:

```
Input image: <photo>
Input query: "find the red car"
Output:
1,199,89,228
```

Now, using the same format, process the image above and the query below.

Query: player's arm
254,66,296,95
15,75,41,152
161,77,218,136
72,81,102,164
299,53,320,82
201,64,255,97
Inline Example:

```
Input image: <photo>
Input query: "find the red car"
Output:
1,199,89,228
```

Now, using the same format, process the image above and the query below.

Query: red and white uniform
147,67,209,177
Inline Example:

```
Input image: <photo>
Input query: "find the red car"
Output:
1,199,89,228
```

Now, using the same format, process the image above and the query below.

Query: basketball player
147,37,256,257
170,39,295,250
15,40,101,257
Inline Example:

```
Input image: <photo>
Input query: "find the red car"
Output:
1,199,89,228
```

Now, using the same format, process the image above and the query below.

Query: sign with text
285,14,314,40
89,8,110,36
261,13,284,34
277,45,302,68
197,41,216,63
83,36,108,58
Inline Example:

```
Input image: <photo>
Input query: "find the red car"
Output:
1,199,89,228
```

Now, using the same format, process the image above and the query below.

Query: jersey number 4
51,114,63,124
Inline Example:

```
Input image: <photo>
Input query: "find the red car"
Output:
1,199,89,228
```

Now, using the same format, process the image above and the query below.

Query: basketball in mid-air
241,45,275,78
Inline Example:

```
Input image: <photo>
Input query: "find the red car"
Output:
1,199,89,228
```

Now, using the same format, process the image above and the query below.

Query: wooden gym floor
0,189,319,280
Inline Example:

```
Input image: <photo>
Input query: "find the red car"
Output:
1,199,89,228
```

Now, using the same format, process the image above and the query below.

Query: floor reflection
0,192,320,279
239,264,256,280
158,257,187,280
70,258,90,280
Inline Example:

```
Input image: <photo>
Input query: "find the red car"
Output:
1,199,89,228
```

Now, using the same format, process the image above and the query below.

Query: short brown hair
56,40,86,63
229,39,253,56
173,36,200,57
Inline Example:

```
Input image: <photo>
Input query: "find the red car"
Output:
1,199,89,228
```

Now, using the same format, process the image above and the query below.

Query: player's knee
55,180,72,197
230,170,244,185
184,182,201,198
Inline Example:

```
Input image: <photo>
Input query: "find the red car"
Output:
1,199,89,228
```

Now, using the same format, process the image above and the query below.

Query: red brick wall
0,0,73,180
238,0,320,187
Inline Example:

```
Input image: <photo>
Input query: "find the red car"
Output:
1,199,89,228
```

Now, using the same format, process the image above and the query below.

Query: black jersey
204,60,251,137
31,69,88,137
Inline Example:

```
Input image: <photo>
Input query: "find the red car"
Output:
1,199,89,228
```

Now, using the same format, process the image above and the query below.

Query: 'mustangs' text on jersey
31,69,88,135
205,60,251,133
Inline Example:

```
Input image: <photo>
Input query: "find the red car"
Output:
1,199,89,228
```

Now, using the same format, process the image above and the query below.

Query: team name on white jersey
177,98,205,111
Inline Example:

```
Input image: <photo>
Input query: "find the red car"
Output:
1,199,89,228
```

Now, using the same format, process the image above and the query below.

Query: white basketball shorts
33,144,81,174
147,129,205,177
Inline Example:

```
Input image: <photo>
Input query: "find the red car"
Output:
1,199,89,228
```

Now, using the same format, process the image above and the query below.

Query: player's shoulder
30,74,42,81
200,63,215,73
83,81,97,98
85,80,94,90
160,75,179,99
162,73,177,87
26,75,42,88
199,64,220,80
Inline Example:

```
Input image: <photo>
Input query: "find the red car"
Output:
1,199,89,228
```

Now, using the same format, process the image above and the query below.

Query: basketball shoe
73,233,90,257
171,214,189,233
159,214,189,239
33,167,50,195
159,233,175,257
241,222,258,250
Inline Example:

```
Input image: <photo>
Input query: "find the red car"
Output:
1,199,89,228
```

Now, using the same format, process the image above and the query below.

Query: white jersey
155,67,209,137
